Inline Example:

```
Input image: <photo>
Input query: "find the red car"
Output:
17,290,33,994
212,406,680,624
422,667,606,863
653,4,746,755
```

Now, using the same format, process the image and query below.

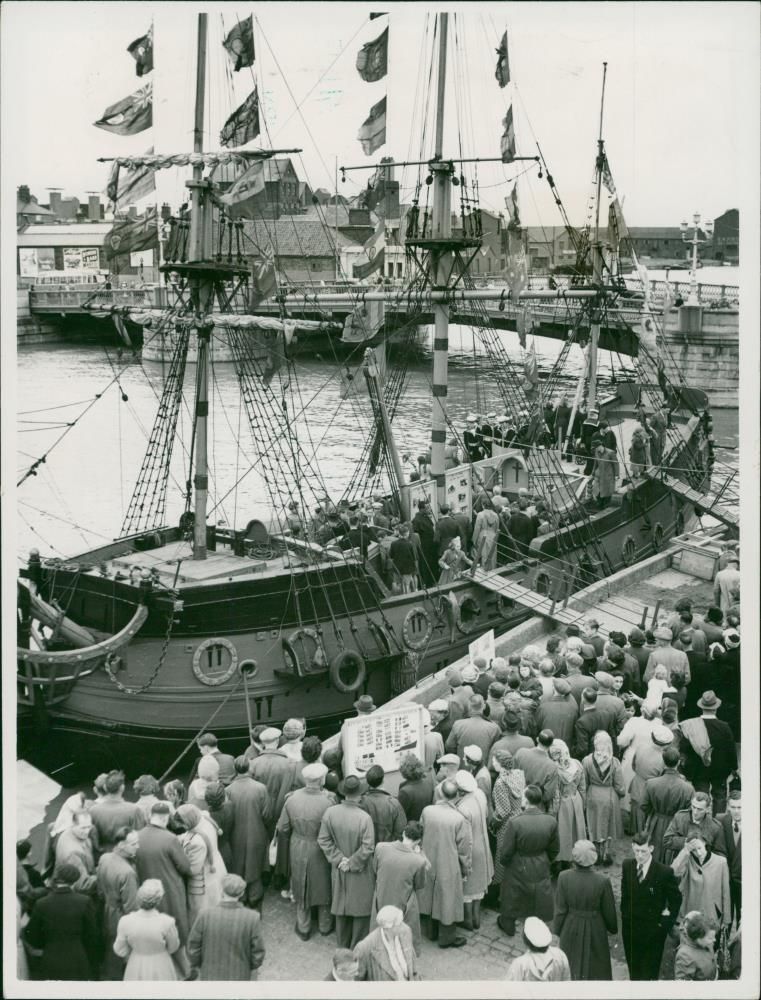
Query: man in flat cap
227,757,271,910
277,762,334,940
187,873,266,980
592,670,628,738
628,725,673,833
644,626,691,686
445,693,500,765
318,774,375,948
250,728,296,836
418,779,472,948
428,698,453,744
506,916,571,981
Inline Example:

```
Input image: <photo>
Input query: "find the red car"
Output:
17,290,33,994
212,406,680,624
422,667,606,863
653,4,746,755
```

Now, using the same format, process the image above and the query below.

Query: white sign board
18,248,38,276
130,249,154,267
469,628,495,666
341,704,425,777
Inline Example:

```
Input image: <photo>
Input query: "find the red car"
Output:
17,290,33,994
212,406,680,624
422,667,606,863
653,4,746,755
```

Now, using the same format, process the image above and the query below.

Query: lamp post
680,213,714,305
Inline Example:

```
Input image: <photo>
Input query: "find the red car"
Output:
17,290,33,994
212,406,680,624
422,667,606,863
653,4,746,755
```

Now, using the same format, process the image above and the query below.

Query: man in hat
485,682,507,729
593,671,629,737
514,731,558,813
463,414,483,463
428,698,454,744
353,694,376,717
499,784,559,936
644,627,691,686
679,690,738,814
318,774,375,948
628,725,673,833
624,625,650,678
411,498,437,586
418,779,472,948
191,732,236,787
620,831,682,980
487,712,534,773
277,761,334,940
187,873,266,980
535,678,578,748
506,916,571,981
250,727,295,835
663,790,727,862
372,821,430,955
226,757,271,909
434,504,460,555
462,745,492,804
445,693,501,765
359,765,407,844
713,553,740,615
470,656,496,699
433,753,461,796
641,746,695,862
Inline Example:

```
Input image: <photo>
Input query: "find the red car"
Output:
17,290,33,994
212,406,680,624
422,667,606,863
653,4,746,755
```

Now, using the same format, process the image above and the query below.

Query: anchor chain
104,603,175,695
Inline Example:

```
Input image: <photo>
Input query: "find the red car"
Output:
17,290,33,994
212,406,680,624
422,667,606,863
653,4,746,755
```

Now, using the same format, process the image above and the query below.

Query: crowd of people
16,588,742,984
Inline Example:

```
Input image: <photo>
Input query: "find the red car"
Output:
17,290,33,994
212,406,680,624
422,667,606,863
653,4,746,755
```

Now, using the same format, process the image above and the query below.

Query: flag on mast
249,247,277,308
495,31,510,87
523,340,539,387
353,219,385,279
357,96,387,155
106,148,156,209
216,160,266,219
223,15,255,71
220,89,261,147
505,182,520,229
127,26,153,76
94,84,152,135
104,206,159,260
500,106,516,163
601,152,616,197
356,26,388,82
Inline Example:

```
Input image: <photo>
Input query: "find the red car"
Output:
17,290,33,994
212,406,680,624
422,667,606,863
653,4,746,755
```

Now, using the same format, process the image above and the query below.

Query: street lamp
680,212,713,305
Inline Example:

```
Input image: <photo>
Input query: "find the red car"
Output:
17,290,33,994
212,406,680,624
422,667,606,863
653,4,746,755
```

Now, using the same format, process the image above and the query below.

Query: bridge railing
29,286,160,313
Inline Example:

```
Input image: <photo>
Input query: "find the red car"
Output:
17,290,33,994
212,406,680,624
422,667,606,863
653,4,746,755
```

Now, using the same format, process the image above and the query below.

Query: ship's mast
588,61,608,413
189,13,212,560
429,13,452,508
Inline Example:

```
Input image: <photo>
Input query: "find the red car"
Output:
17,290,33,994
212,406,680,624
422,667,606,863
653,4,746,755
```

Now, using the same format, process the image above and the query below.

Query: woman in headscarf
548,739,586,870
203,782,234,870
581,731,625,866
454,770,493,931
42,791,87,875
187,756,220,810
175,803,224,923
438,535,472,585
554,840,617,980
113,879,181,981
489,749,525,892
353,905,419,981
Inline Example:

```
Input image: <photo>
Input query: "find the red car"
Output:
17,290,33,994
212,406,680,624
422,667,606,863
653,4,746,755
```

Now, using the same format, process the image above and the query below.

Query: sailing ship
17,12,729,774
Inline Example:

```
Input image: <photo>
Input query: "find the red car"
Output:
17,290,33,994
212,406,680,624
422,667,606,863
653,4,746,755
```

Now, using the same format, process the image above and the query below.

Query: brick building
711,209,739,264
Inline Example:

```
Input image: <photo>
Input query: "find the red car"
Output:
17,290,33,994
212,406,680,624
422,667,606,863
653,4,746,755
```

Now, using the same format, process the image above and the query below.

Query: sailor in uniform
463,414,483,463
480,412,497,458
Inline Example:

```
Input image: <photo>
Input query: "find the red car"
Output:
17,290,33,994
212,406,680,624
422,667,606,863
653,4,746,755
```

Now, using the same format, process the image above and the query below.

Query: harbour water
16,322,738,561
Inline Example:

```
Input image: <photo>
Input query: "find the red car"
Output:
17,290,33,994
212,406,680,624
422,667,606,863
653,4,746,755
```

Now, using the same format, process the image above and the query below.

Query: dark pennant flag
220,89,261,148
223,15,255,72
127,26,153,77
357,96,387,155
495,31,510,87
104,206,158,261
369,12,388,19
356,26,388,82
500,106,516,163
94,84,152,135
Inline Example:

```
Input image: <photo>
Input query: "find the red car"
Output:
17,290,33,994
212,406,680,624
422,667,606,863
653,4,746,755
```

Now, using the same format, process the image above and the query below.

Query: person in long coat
24,864,98,980
204,782,235,870
582,731,625,865
114,879,181,981
371,823,429,955
397,753,435,822
317,775,375,949
671,835,731,928
548,740,586,866
418,781,473,948
592,443,618,507
249,728,296,836
514,733,558,813
499,784,559,936
277,762,334,940
96,828,139,980
359,765,407,843
454,770,493,931
471,506,500,573
535,679,579,747
554,840,617,980
135,803,192,945
616,703,659,823
353,905,419,981
226,756,271,908
628,725,672,832
411,499,437,586
187,874,266,981
175,804,224,926
641,747,695,861
489,749,525,890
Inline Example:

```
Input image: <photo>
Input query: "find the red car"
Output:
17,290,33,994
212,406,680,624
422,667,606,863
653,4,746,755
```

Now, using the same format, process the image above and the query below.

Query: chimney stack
88,196,101,221
48,191,62,217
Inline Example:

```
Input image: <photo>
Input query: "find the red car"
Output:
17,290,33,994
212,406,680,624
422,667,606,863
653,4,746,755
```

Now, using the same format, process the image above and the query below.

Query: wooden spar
190,13,211,561
429,13,451,508
588,61,608,413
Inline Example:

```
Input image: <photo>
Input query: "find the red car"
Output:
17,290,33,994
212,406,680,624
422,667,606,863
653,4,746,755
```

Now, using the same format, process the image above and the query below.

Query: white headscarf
376,906,409,981
50,792,86,838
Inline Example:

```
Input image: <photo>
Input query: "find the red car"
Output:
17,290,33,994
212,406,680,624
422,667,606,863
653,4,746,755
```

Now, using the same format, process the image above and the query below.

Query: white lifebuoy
621,535,637,566
282,627,327,677
652,522,665,551
329,649,366,694
402,606,433,650
192,637,238,687
455,594,483,635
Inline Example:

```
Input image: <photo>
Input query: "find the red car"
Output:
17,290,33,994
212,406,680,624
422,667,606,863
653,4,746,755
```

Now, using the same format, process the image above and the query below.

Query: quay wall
660,307,739,409
17,287,68,345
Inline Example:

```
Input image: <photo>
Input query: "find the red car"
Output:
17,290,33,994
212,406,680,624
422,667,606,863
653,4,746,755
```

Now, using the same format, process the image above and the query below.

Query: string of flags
357,13,388,156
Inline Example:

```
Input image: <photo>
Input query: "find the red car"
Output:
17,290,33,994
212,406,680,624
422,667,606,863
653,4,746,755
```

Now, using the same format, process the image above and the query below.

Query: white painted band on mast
430,13,451,507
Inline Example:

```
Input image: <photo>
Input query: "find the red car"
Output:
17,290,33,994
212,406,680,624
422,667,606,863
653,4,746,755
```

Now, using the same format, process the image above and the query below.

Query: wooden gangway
644,471,739,532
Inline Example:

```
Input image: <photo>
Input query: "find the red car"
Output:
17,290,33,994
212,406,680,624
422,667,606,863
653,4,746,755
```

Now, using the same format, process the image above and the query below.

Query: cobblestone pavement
255,840,636,981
